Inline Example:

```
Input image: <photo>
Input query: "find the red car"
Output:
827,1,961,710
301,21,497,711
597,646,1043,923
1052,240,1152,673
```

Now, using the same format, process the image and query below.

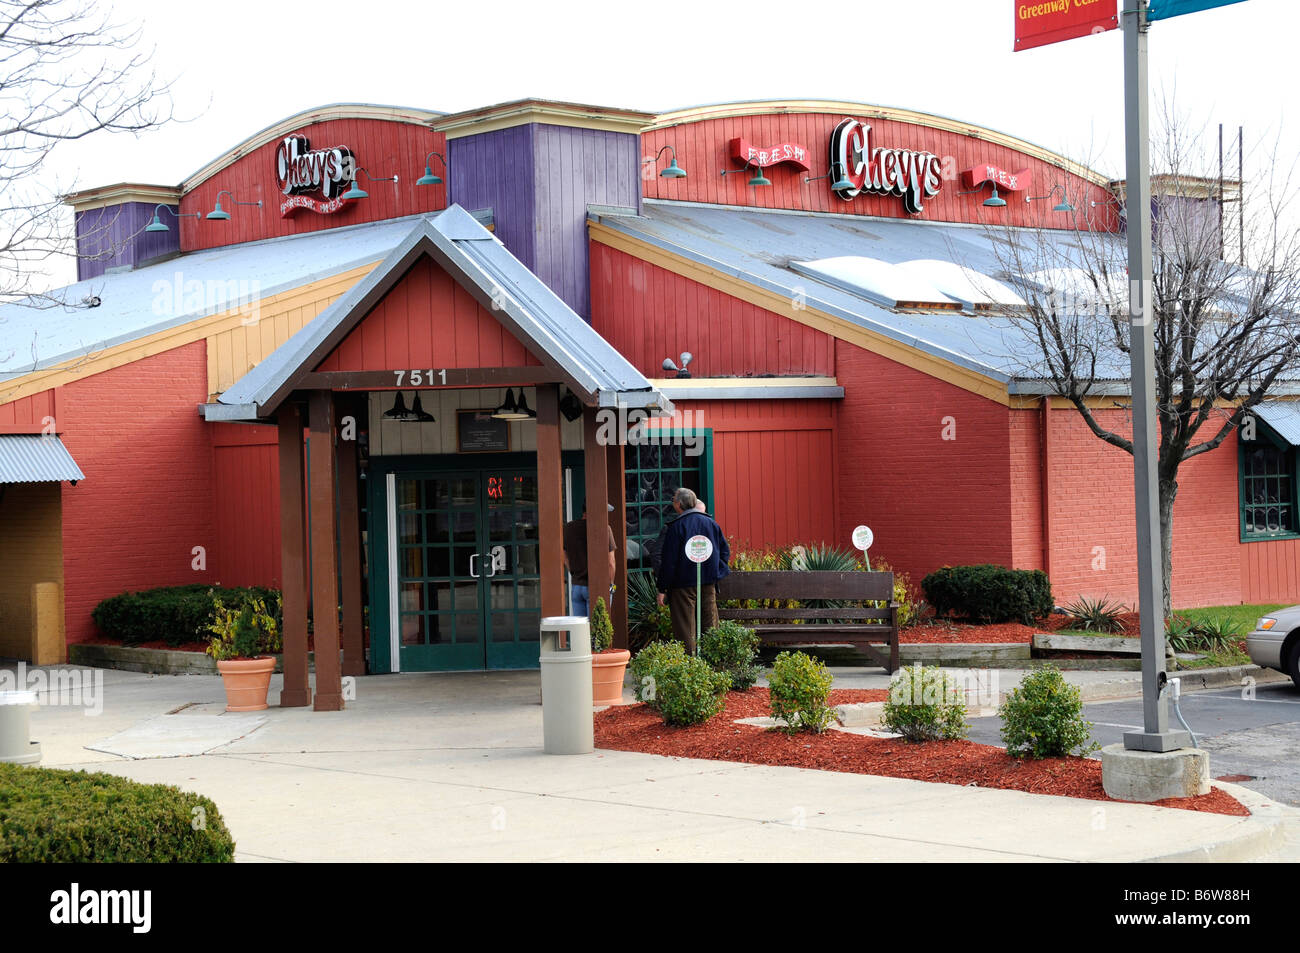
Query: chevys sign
275,135,357,217
829,119,943,215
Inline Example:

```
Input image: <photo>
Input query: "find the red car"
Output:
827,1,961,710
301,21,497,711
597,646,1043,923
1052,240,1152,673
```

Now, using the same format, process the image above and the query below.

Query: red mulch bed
594,687,1248,817
902,611,1142,644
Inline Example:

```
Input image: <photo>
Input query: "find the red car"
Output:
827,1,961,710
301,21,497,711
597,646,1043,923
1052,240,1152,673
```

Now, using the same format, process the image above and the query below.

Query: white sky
36,0,1300,287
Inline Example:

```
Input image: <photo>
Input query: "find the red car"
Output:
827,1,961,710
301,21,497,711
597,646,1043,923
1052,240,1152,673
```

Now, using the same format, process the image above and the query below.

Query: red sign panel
1014,0,1118,51
962,164,1032,193
729,137,812,172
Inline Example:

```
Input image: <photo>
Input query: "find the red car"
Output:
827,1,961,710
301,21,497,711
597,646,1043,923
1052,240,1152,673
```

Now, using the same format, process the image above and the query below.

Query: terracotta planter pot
592,649,631,706
216,657,276,712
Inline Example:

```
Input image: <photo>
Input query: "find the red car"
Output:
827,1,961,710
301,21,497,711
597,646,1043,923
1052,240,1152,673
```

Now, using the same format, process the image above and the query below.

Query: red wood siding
0,389,56,432
661,398,837,552
315,257,543,373
180,118,447,252
211,424,281,589
641,113,1118,230
589,243,835,379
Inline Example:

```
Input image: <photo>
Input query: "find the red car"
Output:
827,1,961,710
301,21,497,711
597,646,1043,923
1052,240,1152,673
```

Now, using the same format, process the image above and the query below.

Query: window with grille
622,434,712,573
1240,437,1298,540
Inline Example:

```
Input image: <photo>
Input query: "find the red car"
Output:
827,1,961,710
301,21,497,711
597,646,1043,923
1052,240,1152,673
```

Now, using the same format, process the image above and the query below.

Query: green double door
385,467,542,671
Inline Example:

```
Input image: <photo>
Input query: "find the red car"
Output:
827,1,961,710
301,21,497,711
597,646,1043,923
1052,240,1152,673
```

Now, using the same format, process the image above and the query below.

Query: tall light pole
1121,0,1191,752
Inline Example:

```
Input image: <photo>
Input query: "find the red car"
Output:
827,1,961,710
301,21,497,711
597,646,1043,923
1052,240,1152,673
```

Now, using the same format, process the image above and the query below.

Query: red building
1,99,1295,693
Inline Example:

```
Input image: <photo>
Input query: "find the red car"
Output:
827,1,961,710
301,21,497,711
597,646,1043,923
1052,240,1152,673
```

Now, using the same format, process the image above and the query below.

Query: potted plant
589,595,630,706
206,595,283,712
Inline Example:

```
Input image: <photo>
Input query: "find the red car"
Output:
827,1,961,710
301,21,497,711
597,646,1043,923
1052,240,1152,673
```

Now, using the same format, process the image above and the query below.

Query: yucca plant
627,570,672,654
1062,595,1128,634
792,543,860,622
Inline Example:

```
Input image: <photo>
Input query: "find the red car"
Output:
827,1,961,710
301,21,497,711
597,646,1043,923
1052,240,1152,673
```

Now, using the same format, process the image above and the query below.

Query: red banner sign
280,194,349,216
1014,0,1117,51
962,164,1032,193
729,137,812,172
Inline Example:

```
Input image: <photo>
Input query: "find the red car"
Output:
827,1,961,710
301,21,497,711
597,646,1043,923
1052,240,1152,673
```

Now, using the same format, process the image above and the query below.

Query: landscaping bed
594,687,1248,817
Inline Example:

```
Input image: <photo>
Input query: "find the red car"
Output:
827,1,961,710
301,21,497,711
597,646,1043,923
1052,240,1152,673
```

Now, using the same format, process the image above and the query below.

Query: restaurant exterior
1,97,1296,703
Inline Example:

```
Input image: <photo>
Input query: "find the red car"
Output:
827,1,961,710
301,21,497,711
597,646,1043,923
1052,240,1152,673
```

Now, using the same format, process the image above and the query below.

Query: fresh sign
1014,0,1118,51
685,535,713,563
729,137,811,172
275,135,357,216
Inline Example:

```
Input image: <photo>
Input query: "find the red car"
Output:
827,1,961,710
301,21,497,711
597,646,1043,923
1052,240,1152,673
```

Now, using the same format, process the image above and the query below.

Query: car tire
1289,643,1300,690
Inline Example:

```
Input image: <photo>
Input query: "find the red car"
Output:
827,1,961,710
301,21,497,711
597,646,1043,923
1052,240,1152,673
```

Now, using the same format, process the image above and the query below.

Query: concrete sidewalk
14,665,1297,862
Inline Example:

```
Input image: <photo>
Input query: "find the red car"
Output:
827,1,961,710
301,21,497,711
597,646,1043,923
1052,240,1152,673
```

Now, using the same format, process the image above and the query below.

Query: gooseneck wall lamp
144,204,200,233
1026,185,1075,213
417,151,448,187
206,190,262,221
720,160,770,188
646,145,687,179
805,162,854,192
957,182,1008,209
342,168,399,201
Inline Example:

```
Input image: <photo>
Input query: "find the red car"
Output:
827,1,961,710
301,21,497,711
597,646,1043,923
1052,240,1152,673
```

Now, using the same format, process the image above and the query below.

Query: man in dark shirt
655,488,730,654
562,502,616,617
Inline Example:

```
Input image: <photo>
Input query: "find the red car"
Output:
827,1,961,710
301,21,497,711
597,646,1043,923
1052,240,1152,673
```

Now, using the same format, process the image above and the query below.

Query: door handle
469,553,480,578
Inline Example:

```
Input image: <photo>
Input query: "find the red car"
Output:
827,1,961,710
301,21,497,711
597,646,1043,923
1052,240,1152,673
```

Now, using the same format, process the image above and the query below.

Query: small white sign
685,535,714,563
852,525,874,552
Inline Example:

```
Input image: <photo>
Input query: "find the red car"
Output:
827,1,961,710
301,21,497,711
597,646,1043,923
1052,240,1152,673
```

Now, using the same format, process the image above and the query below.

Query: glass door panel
484,470,542,669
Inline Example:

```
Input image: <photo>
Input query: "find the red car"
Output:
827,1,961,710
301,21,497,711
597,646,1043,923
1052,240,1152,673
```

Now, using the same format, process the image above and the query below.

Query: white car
1247,608,1300,687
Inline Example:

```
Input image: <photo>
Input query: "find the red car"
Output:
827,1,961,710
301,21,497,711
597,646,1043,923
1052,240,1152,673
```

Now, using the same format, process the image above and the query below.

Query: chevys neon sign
729,137,811,172
275,135,357,217
829,118,943,215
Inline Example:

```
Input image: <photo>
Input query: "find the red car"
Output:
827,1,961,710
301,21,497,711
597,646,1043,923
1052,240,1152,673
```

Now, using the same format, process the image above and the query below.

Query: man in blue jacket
655,487,730,654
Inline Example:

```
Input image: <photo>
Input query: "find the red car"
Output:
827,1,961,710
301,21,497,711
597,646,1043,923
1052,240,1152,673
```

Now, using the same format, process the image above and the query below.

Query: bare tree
0,0,173,304
986,102,1300,618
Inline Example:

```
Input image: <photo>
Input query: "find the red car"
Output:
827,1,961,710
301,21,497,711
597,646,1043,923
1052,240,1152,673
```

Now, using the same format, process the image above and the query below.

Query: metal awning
1250,402,1300,445
0,434,85,484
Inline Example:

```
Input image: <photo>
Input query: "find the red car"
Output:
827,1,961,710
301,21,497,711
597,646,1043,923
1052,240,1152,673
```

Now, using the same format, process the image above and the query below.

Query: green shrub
998,669,1098,759
629,639,688,708
921,565,1053,624
655,655,730,726
767,650,836,733
206,594,282,661
92,585,282,647
1062,595,1128,633
0,763,235,862
881,665,969,742
589,596,614,653
871,558,925,628
700,620,761,690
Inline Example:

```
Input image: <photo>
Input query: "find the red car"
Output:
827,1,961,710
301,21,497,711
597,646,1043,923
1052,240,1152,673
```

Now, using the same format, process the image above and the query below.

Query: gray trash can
539,615,594,755
0,690,42,765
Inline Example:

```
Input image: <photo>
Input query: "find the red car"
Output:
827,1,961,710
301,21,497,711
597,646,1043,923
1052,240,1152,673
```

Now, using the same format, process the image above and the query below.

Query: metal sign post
685,534,714,656
1122,0,1190,752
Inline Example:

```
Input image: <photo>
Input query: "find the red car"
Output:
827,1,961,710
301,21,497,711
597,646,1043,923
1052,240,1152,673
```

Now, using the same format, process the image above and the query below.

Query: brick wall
56,340,218,643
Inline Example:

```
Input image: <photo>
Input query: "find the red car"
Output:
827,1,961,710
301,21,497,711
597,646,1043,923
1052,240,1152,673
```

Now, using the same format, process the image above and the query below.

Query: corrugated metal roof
0,213,435,383
214,205,669,419
1252,402,1300,446
0,435,85,484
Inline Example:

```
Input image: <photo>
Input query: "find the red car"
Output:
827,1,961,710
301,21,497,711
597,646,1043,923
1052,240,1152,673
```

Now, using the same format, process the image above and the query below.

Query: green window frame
623,430,714,574
1239,423,1300,541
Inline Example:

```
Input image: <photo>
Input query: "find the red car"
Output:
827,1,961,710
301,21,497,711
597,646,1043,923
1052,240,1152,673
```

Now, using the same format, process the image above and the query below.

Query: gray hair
673,487,698,510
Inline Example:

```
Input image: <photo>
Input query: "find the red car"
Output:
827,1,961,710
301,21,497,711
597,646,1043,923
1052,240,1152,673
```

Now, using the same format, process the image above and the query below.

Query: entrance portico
206,206,670,710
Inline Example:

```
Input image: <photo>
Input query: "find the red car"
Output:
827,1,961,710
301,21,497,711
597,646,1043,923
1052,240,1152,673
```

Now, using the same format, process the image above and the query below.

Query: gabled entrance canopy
207,204,672,422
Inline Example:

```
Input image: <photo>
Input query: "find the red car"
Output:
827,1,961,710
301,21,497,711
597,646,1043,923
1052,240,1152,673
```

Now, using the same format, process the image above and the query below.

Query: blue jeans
571,585,590,617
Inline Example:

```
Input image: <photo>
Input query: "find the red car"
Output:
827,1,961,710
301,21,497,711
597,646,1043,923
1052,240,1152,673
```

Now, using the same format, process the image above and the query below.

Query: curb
1075,664,1288,702
1136,780,1299,863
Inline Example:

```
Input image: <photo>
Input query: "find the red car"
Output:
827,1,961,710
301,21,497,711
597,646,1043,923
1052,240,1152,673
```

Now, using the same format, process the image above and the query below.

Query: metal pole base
1123,729,1192,753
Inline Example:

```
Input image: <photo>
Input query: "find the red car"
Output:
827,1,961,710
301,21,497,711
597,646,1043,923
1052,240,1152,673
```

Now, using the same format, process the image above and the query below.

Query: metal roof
1252,402,1300,446
213,205,670,420
0,213,435,384
0,435,85,484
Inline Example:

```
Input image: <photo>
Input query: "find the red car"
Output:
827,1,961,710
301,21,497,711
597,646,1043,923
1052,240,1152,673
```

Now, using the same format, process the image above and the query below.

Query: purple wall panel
447,125,537,271
531,125,640,318
75,201,180,280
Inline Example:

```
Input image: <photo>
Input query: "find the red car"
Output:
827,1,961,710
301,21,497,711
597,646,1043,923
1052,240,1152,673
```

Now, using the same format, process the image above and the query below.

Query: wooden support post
278,404,312,708
606,440,628,649
536,385,566,619
337,395,365,678
308,391,344,711
583,407,611,625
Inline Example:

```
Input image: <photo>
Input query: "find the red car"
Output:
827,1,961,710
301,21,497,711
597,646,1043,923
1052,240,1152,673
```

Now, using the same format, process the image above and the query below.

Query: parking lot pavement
966,679,1300,808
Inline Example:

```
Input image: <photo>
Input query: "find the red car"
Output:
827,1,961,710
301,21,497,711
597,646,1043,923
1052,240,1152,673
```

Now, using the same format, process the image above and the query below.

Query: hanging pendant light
384,392,413,421
492,388,530,420
513,389,536,419
408,393,436,423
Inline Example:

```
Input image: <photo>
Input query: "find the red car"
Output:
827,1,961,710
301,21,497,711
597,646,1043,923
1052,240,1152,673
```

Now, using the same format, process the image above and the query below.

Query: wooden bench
715,570,900,674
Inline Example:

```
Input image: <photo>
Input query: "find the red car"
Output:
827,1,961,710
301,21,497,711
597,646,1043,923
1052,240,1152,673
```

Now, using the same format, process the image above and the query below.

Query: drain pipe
1165,677,1199,748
